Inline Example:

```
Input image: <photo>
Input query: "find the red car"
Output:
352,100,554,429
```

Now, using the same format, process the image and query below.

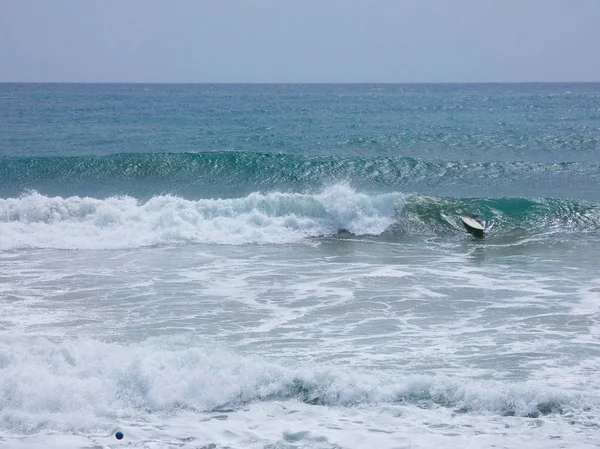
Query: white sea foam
0,186,402,250
0,335,597,449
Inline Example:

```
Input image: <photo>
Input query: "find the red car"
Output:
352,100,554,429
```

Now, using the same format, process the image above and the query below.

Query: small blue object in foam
115,431,124,440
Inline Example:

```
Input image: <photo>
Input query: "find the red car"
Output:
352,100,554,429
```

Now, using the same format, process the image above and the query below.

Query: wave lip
0,186,401,250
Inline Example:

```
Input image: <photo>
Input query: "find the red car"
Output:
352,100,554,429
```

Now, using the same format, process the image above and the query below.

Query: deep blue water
1,83,599,201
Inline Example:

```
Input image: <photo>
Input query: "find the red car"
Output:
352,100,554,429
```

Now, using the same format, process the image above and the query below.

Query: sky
1,0,599,83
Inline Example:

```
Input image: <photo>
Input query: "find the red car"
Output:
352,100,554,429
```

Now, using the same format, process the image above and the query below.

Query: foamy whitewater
1,83,600,448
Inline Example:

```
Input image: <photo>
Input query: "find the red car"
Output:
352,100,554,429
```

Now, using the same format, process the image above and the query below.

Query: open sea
0,83,599,448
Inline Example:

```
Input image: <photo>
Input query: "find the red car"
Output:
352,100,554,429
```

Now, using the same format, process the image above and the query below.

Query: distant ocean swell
0,336,593,434
0,152,598,198
0,187,598,250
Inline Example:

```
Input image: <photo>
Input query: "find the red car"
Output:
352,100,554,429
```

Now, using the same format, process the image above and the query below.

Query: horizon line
1,81,600,85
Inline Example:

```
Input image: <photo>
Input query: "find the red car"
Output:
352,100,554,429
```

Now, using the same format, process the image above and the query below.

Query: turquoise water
0,84,599,448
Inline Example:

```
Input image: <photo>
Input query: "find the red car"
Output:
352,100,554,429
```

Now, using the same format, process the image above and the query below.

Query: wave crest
0,186,402,249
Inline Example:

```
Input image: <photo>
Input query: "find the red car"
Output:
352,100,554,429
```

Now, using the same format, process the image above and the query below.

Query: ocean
0,83,599,448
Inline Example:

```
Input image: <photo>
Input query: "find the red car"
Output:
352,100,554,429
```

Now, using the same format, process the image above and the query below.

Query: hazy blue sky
1,0,599,83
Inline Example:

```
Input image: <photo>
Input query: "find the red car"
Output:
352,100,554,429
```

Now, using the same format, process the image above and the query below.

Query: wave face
395,195,600,239
1,152,599,201
0,187,598,250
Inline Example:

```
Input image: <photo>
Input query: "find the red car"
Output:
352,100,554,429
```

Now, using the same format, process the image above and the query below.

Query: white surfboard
460,216,484,231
